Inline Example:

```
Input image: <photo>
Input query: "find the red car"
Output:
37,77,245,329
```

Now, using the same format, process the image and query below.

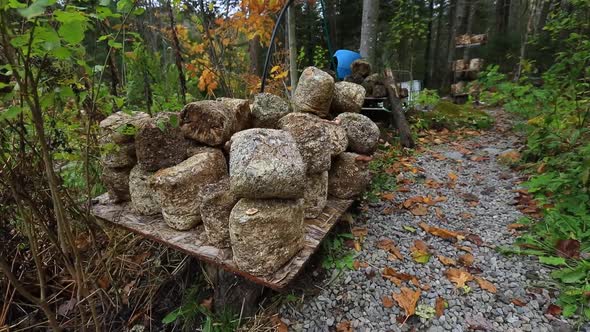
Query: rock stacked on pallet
98,66,382,276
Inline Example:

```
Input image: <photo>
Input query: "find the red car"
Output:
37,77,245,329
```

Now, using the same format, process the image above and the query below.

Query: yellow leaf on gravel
437,255,457,266
418,222,464,241
392,287,421,317
475,277,497,293
448,172,458,182
410,205,429,216
445,268,474,288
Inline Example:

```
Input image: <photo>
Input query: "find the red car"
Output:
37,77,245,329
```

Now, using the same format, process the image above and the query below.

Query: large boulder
229,198,305,276
328,152,371,199
199,178,238,248
319,120,348,156
217,97,251,132
250,93,290,128
304,171,328,218
292,67,334,118
351,59,372,78
180,100,237,146
335,112,380,155
331,81,366,114
229,129,305,199
129,165,160,215
152,149,227,230
135,112,188,172
101,142,136,169
101,167,131,203
278,113,331,173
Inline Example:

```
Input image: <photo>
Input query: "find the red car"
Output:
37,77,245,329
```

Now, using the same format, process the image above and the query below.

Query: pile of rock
99,66,381,276
344,59,405,99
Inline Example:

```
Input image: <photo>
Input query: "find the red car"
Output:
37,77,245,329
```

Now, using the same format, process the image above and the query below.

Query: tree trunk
384,69,415,149
288,6,298,91
442,0,466,91
167,0,187,104
432,0,445,88
495,0,511,35
248,36,262,76
423,0,435,87
462,0,477,62
515,0,539,81
360,0,379,65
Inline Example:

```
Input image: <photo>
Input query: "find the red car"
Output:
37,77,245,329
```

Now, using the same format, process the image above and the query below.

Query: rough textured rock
320,120,348,156
278,113,331,173
292,67,335,118
217,97,251,132
361,73,381,96
99,111,149,168
199,178,238,247
229,198,305,276
250,93,290,128
101,167,131,202
328,152,371,199
180,100,237,146
331,81,366,114
351,59,371,78
372,84,387,98
135,112,188,172
152,150,227,230
304,171,328,218
129,165,160,215
229,129,305,199
335,112,380,155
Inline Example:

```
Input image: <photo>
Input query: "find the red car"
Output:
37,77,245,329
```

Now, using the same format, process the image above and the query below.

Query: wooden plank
91,194,353,290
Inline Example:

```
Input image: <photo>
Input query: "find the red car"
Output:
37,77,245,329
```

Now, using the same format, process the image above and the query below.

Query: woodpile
455,34,488,46
98,66,381,276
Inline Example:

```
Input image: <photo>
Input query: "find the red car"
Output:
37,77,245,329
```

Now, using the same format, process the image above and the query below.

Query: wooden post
288,6,298,92
384,69,415,149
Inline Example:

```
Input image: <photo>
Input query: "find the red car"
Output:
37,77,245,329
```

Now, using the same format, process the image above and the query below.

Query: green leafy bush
418,100,493,130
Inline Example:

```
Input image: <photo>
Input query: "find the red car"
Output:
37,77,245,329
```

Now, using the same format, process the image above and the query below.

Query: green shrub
418,100,493,130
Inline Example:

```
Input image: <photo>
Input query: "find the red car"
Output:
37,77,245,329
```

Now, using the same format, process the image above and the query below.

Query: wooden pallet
91,194,353,291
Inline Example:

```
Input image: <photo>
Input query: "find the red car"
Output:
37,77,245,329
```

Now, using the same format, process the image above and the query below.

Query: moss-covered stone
420,100,493,130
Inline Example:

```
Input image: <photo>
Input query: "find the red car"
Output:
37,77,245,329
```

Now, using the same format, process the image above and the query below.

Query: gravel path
279,109,580,332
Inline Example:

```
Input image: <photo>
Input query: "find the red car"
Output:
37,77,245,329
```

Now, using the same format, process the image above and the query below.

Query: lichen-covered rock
372,84,387,98
152,149,227,230
180,100,237,146
99,111,149,168
229,198,304,276
199,178,238,247
304,171,328,218
230,129,305,199
351,59,372,78
101,167,131,202
101,142,136,169
278,113,331,173
135,112,188,172
319,120,348,156
292,67,334,118
328,152,371,199
250,93,290,128
361,73,381,96
331,81,366,114
335,112,380,155
217,97,251,132
129,165,160,215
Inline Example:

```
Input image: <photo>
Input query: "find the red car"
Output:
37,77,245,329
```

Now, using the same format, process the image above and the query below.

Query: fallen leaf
555,239,580,259
465,234,484,246
353,260,361,270
355,155,373,162
411,240,431,263
97,274,111,289
377,239,404,260
201,297,213,311
474,277,497,293
425,178,442,188
132,252,150,265
336,320,353,332
456,245,473,253
468,201,479,207
352,227,368,238
382,295,394,308
435,297,446,317
507,223,528,230
392,287,421,317
403,196,424,208
448,172,458,182
413,240,428,252
459,253,475,266
419,222,464,241
381,192,395,201
354,241,361,251
57,299,77,316
445,268,473,288
460,212,473,220
546,304,562,316
512,298,526,307
410,205,429,216
434,207,445,220
437,255,457,266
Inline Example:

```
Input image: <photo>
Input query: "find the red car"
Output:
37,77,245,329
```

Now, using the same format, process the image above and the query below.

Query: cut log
180,100,237,146
334,112,380,155
328,152,371,199
250,92,291,128
292,66,334,118
135,112,188,172
383,69,415,149
330,81,366,114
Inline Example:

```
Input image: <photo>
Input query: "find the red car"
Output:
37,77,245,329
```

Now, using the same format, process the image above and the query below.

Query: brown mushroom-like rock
328,152,371,199
217,97,251,132
250,93,290,128
292,66,334,118
101,167,131,203
331,81,366,114
229,198,304,276
152,149,227,231
135,112,188,172
278,113,331,173
180,100,237,146
351,59,372,78
199,178,238,248
229,129,305,199
129,165,160,215
303,171,328,218
335,112,380,155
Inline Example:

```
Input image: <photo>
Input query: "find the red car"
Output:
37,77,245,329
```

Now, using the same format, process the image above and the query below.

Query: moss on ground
419,100,493,130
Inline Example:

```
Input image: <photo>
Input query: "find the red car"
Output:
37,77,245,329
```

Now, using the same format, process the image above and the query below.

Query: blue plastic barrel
333,50,362,80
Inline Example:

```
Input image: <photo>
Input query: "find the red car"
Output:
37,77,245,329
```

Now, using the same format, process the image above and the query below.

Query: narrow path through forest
279,109,577,332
